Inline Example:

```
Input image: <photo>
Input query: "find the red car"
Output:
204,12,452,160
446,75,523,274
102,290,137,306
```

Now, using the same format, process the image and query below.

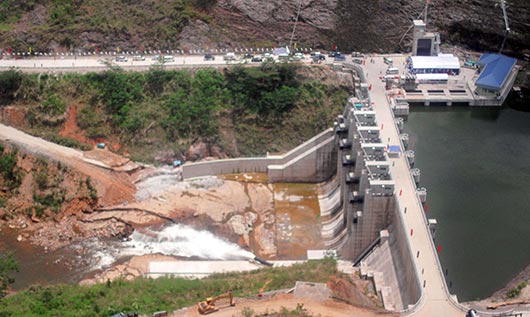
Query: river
404,102,530,301
0,222,255,291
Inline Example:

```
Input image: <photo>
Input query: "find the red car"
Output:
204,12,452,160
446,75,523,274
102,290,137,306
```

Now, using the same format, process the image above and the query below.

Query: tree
194,0,217,10
0,70,23,102
0,253,18,298
162,69,224,141
86,70,144,129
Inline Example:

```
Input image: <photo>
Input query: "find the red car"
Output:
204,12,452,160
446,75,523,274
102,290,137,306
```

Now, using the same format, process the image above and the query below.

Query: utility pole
289,0,303,49
425,0,430,27
499,0,510,53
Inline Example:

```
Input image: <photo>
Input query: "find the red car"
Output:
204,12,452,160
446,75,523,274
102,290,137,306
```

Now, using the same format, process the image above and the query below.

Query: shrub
0,70,23,102
0,147,22,190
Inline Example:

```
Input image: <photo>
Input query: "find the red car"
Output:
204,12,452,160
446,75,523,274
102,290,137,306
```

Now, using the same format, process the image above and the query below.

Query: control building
412,19,440,56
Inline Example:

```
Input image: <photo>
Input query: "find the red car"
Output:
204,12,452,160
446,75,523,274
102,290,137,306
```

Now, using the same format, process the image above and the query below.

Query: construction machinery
258,279,272,298
197,291,235,315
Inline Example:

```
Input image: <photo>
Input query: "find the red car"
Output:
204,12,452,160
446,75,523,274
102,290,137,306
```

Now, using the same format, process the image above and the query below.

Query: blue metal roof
475,54,517,91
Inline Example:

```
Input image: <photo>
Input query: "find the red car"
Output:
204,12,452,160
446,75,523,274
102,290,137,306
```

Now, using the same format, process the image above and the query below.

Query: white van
223,52,236,61
163,55,174,62
386,67,399,75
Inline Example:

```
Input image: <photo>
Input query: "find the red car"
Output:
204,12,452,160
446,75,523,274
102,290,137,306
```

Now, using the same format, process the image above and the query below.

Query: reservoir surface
404,104,530,301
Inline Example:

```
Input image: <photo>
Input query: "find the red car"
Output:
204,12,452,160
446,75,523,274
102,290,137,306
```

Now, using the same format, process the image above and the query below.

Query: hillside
0,0,529,57
0,64,351,163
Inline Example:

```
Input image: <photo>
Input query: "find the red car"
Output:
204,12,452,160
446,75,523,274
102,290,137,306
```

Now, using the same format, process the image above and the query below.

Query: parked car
263,53,274,61
223,52,236,61
328,51,339,58
383,57,393,65
115,55,127,62
352,58,363,64
243,53,253,59
204,54,215,61
334,54,346,62
294,52,304,60
351,51,365,58
251,56,263,62
132,55,145,61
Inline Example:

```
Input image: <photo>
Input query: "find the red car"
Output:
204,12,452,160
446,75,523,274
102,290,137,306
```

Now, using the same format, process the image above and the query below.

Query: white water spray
124,224,255,259
93,224,255,269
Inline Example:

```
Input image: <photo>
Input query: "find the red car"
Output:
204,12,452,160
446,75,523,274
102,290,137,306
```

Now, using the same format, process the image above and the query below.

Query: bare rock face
185,140,228,161
185,141,208,161
228,215,249,236
220,0,337,29
228,212,257,236
179,20,215,51
215,0,338,48
253,223,277,258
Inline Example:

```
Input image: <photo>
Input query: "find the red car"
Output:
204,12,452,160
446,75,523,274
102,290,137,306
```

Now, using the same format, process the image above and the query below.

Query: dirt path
0,123,135,206
175,293,393,317
59,105,91,145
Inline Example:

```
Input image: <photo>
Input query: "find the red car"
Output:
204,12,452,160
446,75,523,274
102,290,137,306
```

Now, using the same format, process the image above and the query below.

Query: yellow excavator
197,291,236,314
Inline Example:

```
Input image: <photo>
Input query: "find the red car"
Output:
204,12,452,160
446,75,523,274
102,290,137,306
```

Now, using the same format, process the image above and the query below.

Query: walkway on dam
362,57,465,317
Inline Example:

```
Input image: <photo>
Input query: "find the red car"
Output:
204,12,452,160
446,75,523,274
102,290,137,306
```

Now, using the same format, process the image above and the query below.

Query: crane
197,291,235,315
258,279,272,298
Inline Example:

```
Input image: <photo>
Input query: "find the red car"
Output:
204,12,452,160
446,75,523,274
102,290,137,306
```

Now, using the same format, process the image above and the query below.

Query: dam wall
317,66,422,311
182,128,336,183
387,202,422,309
268,134,336,183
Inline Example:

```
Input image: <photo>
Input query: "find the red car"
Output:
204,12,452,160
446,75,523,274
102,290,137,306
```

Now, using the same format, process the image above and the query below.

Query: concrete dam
182,60,481,316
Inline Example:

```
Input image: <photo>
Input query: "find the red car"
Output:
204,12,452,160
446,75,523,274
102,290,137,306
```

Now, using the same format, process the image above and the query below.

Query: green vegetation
85,177,97,201
0,70,23,102
0,258,337,317
0,65,348,161
0,0,216,52
507,281,528,298
241,304,313,317
0,145,23,191
0,253,18,299
45,134,91,151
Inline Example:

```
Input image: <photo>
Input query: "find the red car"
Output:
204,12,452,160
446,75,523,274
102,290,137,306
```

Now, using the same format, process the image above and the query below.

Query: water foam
122,224,255,260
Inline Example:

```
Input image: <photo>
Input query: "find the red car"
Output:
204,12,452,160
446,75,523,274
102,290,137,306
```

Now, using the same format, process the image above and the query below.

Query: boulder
228,215,248,235
185,140,209,161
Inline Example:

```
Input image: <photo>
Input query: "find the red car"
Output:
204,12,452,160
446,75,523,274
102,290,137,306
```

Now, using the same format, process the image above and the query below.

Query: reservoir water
404,104,530,301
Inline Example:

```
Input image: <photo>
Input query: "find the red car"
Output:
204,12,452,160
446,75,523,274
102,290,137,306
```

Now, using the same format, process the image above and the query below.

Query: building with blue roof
475,53,517,95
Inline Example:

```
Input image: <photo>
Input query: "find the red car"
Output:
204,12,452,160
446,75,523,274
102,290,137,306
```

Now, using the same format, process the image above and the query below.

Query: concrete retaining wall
268,135,336,183
387,203,422,308
182,128,336,183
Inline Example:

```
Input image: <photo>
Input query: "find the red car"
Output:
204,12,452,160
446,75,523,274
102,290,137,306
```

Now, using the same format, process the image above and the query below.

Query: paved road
363,56,466,317
0,54,328,73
